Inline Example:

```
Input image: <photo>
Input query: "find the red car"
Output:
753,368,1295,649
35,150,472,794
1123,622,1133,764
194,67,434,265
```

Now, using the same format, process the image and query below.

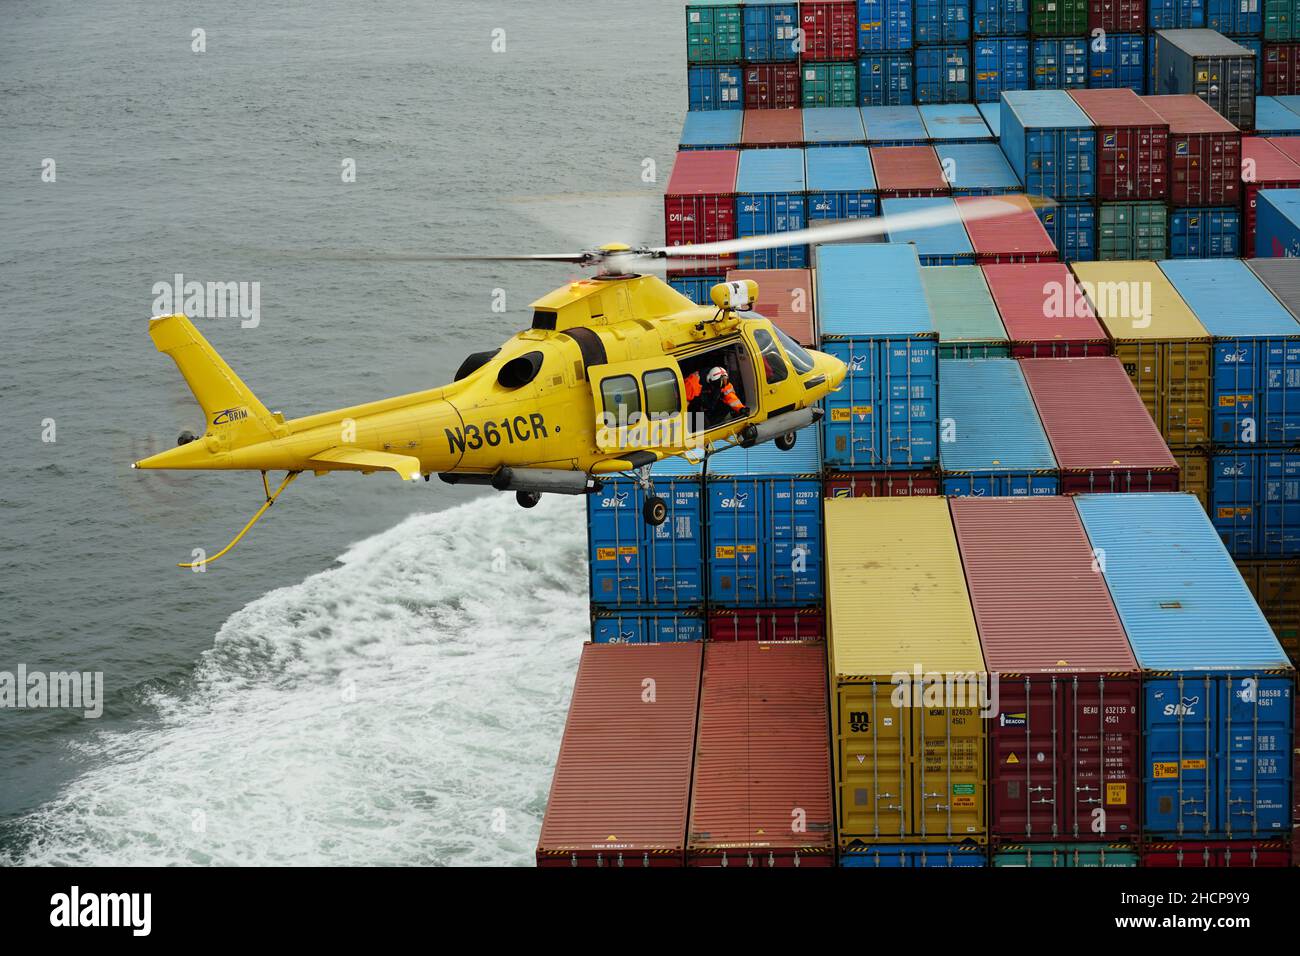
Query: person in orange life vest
686,365,746,429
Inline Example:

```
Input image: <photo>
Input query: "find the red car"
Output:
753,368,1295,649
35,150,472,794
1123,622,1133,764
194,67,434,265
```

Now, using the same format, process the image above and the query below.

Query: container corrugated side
934,142,1021,194
981,262,1110,356
882,197,975,264
857,53,914,106
1088,33,1146,93
1069,88,1170,201
735,148,808,269
1142,840,1293,867
825,496,988,845
744,63,802,109
1172,447,1211,510
1000,89,1097,200
665,150,741,277
978,99,1001,137
706,607,826,642
922,263,1009,356
1143,95,1242,208
726,267,816,344
973,38,1030,105
741,1,799,63
1243,138,1300,256
1167,206,1242,258
1255,186,1300,255
1235,557,1300,663
805,145,878,221
992,843,1140,866
956,194,1058,262
1150,29,1256,129
823,470,943,497
687,642,833,866
1209,447,1300,558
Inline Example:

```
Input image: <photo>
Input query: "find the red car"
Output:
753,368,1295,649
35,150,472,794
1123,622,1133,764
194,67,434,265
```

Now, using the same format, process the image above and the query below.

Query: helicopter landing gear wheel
516,490,541,509
775,431,797,451
643,495,667,526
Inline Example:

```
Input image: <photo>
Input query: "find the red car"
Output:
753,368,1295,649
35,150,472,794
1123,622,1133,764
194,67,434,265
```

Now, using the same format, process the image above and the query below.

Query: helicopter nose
825,354,848,390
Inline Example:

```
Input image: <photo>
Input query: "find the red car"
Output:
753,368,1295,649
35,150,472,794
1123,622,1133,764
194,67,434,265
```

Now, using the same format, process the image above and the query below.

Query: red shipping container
798,1,856,61
951,497,1141,843
1142,840,1291,868
726,268,816,344
870,145,948,197
1069,88,1169,201
1144,95,1242,207
741,108,805,147
1020,357,1180,493
981,263,1109,357
1088,0,1144,32
744,63,802,110
823,470,942,497
1264,44,1300,97
1241,138,1300,257
536,643,702,867
664,150,740,277
707,607,825,642
956,195,1058,263
687,642,833,867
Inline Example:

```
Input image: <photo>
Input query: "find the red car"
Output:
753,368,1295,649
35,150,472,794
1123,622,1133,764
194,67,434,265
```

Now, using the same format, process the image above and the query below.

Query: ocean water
0,0,682,864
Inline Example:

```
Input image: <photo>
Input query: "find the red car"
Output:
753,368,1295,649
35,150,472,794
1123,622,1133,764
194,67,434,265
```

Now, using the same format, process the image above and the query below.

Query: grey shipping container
1150,30,1256,131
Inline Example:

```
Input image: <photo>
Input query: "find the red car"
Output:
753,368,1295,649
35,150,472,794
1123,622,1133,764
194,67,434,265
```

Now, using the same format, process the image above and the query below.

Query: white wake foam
5,494,588,866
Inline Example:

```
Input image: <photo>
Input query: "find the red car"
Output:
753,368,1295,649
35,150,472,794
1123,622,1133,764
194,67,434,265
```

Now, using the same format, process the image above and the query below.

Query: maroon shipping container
741,108,805,147
950,497,1141,843
823,470,942,497
1143,95,1242,207
956,195,1057,263
536,642,702,868
1142,841,1292,868
798,1,856,61
1069,89,1169,201
725,268,816,344
707,608,825,642
981,263,1110,357
664,150,740,277
1242,138,1300,257
1088,0,1144,32
687,642,834,867
1264,44,1300,96
870,146,948,197
1020,357,1180,493
744,63,801,110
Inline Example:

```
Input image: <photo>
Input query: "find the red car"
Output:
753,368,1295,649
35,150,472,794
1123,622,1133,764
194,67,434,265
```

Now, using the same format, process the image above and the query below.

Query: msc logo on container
849,710,871,733
1163,695,1200,717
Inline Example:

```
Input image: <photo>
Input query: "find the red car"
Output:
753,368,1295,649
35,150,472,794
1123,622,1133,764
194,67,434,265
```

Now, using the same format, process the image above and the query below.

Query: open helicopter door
589,359,688,455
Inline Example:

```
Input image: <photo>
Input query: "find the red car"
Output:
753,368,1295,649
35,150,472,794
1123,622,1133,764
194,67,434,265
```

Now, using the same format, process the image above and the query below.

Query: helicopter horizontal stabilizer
309,447,422,480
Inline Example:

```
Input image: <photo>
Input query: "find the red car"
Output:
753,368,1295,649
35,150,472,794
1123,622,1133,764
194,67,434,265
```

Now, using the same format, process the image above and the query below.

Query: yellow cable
178,471,301,569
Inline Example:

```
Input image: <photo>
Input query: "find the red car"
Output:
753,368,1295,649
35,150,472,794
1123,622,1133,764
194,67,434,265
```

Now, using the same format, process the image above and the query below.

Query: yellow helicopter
132,199,1027,566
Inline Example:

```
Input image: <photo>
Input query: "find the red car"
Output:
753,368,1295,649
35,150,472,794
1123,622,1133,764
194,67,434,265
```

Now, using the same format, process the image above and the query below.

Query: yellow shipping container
1236,559,1300,665
1170,447,1209,510
1071,261,1212,448
825,497,988,847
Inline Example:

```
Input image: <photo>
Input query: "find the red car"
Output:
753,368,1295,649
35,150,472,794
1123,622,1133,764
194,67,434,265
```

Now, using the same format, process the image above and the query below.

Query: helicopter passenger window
600,375,641,426
752,328,788,385
643,369,681,417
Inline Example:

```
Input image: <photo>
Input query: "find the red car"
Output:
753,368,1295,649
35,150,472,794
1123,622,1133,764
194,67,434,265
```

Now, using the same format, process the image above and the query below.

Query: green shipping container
802,62,857,108
1097,202,1168,260
686,2,743,64
993,843,1140,867
1030,0,1087,37
1265,0,1300,41
921,265,1010,358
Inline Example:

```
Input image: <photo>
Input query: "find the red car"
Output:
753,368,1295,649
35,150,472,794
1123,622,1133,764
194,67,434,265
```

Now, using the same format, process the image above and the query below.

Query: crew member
686,365,746,429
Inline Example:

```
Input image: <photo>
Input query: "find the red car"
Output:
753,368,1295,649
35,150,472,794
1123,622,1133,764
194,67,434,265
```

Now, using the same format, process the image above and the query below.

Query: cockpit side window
753,328,789,384
773,326,816,374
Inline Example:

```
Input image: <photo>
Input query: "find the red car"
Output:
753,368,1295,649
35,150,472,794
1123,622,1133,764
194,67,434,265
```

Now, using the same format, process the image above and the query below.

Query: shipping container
1021,358,1181,491
743,1,800,62
883,196,976,264
801,0,858,59
1243,138,1300,256
1266,0,1300,40
1088,33,1147,93
1236,558,1300,662
920,103,994,142
1167,206,1242,257
940,360,1059,495
1144,94,1242,207
1091,0,1146,31
726,267,817,344
979,100,1002,137
1264,43,1300,96
591,609,706,644
735,148,808,268
1097,201,1170,258
803,105,868,145
825,497,989,845
863,104,928,144
915,44,972,103
871,145,949,195
1255,95,1300,134
1071,260,1212,449
858,52,914,105
704,439,824,606
536,643,702,867
914,0,972,44
668,273,726,304
805,144,879,221
681,111,745,150
1150,30,1255,129
1032,38,1089,91
665,150,741,276
982,262,1110,357
1210,448,1300,558
842,844,990,865
992,843,1140,866
1142,840,1293,865
1207,0,1263,32
1000,90,1098,199
1255,186,1300,254
1148,0,1207,26
1070,88,1169,201
974,0,1031,35
687,2,744,64
819,243,940,469
1074,493,1295,839
1036,200,1098,261
689,65,744,111
706,607,826,641
802,61,859,107
823,470,944,495
935,142,1022,194
741,107,806,146
957,194,1058,262
1173,447,1211,508
857,0,915,52
1033,0,1089,34
952,497,1141,841
922,264,1012,357
973,37,1031,103
1160,257,1300,445
687,642,833,867
744,63,803,109
1240,36,1267,95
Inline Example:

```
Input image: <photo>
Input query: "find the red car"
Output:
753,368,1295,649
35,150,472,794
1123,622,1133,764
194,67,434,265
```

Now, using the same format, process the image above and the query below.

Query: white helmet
707,366,728,383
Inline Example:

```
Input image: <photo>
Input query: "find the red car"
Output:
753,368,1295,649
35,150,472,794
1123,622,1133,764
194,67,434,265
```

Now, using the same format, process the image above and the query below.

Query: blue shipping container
688,65,744,111
591,610,706,644
1148,0,1206,28
1074,493,1294,840
818,243,939,469
978,100,1001,138
668,274,725,304
882,196,975,264
1031,38,1088,91
841,845,988,867
680,111,744,149
920,103,994,142
804,106,868,145
1088,33,1145,94
972,0,1029,35
915,45,972,103
742,2,799,62
935,142,1021,194
1159,258,1300,446
1000,90,1097,200
1206,0,1254,32
939,359,1059,496
974,39,1030,103
1255,188,1300,258
1167,207,1241,259
858,53,914,105
1036,200,1096,262
806,145,879,220
862,104,928,144
1235,37,1263,95
1210,449,1300,558
858,0,914,52
914,0,971,44
735,149,808,268
1255,96,1300,136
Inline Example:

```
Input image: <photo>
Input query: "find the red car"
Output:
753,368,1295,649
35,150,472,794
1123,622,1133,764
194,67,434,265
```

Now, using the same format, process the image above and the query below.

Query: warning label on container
952,795,975,810
1106,783,1127,805
596,548,616,561
1153,762,1179,779
1006,753,1019,764
831,409,851,422
715,546,734,559
953,783,975,795
1218,394,1250,407
1181,758,1206,771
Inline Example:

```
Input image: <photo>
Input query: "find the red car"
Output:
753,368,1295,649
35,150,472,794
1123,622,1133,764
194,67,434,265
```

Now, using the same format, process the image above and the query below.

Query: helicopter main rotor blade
296,251,593,264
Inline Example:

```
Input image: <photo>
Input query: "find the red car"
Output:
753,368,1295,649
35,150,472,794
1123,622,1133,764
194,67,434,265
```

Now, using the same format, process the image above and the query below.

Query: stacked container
726,267,817,344
1032,38,1089,91
915,44,973,103
741,108,806,146
935,142,1023,193
922,264,1011,356
744,63,802,108
1243,139,1300,255
982,262,1110,356
742,2,800,63
956,194,1059,260
1000,90,1098,199
863,105,928,144
681,111,745,150
1150,29,1257,129
665,149,740,296
805,144,878,220
871,145,951,195
920,103,995,141
974,37,1031,103
1255,185,1300,251
1089,33,1147,93
803,105,868,145
735,148,808,268
883,196,977,263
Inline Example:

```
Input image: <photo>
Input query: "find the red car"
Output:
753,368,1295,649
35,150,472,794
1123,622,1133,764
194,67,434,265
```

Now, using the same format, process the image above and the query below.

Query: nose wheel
775,431,797,451
643,495,667,526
